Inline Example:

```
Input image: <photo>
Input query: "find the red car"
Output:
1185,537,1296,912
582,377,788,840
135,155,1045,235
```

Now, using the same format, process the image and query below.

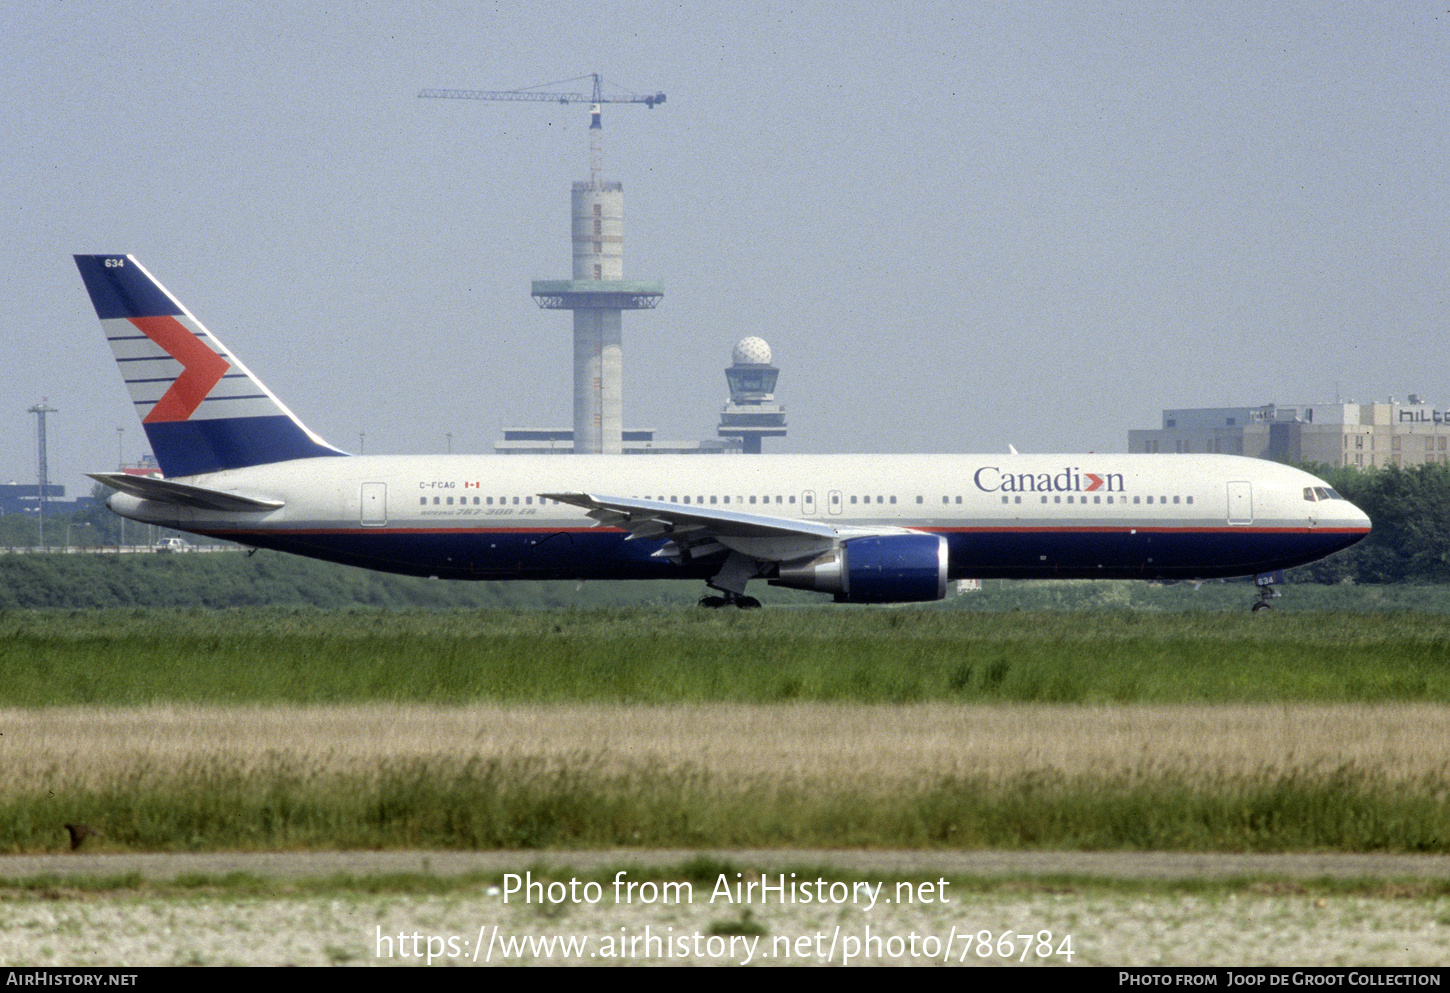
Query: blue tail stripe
75,256,183,320
143,417,347,477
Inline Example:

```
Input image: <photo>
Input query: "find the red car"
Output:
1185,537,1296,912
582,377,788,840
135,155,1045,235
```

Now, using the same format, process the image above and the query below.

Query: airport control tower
717,337,787,453
420,74,666,454
531,180,664,454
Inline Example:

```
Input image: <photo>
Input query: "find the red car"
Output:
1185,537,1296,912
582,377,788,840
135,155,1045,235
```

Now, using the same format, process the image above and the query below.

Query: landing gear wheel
700,591,762,610
1252,581,1281,612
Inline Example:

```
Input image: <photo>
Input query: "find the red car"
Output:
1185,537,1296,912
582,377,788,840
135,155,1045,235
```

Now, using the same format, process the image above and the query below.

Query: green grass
5,604,1450,854
6,754,1449,854
3,606,1450,705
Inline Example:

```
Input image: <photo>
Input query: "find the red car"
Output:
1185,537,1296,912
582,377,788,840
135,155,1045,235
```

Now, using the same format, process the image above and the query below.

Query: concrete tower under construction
531,178,663,453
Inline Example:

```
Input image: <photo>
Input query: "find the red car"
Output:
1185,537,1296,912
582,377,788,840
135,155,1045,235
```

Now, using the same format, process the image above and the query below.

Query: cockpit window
1303,487,1318,502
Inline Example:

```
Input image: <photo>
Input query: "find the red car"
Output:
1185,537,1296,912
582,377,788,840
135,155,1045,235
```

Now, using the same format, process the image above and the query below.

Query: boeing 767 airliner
76,255,1370,609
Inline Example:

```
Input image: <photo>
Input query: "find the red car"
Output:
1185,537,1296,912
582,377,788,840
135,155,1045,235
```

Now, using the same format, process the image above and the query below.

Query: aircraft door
1226,481,1252,525
360,482,387,526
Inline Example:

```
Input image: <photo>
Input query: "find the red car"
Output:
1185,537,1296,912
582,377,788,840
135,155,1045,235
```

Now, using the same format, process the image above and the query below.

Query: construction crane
419,73,665,189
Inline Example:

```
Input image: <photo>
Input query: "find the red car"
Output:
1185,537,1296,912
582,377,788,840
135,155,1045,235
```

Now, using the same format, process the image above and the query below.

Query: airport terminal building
1128,398,1450,469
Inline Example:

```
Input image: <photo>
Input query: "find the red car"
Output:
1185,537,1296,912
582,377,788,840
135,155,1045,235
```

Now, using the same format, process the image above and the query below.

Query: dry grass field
7,702,1450,965
4,702,1449,854
5,702,1450,786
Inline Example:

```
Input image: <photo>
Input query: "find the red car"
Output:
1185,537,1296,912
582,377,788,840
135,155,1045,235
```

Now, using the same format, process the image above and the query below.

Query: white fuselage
108,452,1370,585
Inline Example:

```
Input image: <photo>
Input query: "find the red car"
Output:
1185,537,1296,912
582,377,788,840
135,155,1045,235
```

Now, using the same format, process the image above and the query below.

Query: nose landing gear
1252,570,1285,612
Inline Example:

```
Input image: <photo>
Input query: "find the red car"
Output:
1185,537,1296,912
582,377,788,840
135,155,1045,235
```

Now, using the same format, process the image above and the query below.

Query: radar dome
732,336,773,366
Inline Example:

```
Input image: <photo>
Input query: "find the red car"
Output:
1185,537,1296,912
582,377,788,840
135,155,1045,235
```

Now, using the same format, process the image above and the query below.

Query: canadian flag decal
131,316,231,423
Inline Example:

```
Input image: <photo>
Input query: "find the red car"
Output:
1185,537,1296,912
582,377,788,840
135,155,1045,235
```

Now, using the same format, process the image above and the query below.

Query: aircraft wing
89,472,285,512
542,492,916,563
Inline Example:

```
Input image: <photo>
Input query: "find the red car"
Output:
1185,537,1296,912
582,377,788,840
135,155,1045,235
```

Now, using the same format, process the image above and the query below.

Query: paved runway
6,849,1450,881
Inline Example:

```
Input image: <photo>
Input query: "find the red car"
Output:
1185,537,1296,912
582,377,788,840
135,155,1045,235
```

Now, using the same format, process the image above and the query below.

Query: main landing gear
1251,571,1285,612
698,592,762,610
699,551,765,609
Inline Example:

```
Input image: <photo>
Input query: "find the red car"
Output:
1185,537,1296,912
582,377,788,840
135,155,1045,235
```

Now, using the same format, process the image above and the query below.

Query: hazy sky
5,1,1447,495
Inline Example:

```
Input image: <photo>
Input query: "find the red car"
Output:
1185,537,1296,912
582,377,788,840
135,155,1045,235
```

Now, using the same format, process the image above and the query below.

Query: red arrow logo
131,315,231,423
1083,473,1104,491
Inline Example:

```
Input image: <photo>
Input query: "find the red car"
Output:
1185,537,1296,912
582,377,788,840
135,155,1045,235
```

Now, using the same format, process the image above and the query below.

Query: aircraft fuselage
108,452,1369,584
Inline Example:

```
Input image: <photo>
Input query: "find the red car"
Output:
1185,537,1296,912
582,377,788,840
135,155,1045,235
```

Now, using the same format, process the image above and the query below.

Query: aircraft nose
1350,501,1372,531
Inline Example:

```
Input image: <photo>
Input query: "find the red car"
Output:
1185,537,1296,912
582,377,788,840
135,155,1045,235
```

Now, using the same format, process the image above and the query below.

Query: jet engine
771,533,949,603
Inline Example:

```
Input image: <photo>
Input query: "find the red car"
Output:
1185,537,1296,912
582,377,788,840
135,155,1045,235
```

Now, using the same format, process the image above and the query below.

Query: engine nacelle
772,534,949,603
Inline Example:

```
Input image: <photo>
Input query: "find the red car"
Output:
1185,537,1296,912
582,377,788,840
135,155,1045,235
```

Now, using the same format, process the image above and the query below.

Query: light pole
28,400,58,547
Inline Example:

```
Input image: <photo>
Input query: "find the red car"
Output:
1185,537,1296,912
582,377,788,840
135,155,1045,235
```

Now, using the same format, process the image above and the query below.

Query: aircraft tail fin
74,255,348,477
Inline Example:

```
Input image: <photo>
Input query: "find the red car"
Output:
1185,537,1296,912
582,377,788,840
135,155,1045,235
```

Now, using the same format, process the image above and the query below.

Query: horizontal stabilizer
88,472,284,512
